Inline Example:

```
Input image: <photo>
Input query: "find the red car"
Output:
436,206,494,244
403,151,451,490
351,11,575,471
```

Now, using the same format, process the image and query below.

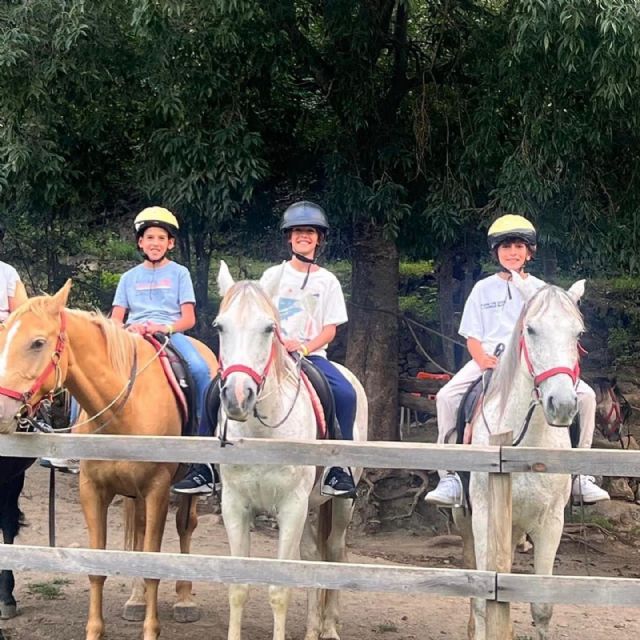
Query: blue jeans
169,333,211,419
307,356,356,440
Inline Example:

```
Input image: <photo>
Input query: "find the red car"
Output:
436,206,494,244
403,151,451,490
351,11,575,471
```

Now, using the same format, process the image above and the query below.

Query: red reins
0,311,67,414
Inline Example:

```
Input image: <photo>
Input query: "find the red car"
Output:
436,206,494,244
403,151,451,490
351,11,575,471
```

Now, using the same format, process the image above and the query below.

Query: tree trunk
437,249,456,372
192,232,211,312
346,222,399,441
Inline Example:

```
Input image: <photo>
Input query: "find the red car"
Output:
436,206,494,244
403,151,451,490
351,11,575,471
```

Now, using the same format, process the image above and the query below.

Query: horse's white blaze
0,319,23,377
0,320,27,431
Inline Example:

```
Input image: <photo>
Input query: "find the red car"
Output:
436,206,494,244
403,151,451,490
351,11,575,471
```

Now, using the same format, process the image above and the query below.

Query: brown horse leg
141,486,171,640
173,494,200,622
122,497,147,622
80,481,113,640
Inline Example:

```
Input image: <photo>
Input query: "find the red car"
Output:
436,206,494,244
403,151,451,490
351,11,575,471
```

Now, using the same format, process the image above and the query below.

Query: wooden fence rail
1,433,639,476
1,431,639,639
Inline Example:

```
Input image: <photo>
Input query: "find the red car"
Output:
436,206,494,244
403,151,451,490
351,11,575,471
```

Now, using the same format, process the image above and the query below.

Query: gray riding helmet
280,201,330,233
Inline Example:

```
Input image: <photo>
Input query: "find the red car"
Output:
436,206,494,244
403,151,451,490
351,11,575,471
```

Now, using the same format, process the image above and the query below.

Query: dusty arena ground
2,464,639,640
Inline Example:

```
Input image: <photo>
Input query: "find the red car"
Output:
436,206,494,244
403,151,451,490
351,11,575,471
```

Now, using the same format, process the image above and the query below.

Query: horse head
215,261,283,421
0,281,72,433
510,272,585,427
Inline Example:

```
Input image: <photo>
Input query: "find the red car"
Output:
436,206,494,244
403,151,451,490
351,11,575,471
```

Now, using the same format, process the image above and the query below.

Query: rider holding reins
111,207,213,420
425,214,609,507
173,201,359,499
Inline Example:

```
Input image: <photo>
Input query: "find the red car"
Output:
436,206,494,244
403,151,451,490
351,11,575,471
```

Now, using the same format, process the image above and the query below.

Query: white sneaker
424,473,463,507
572,475,610,503
39,457,80,474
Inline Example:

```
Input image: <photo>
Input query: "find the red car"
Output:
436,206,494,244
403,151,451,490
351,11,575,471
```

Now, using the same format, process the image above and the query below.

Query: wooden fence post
486,431,512,639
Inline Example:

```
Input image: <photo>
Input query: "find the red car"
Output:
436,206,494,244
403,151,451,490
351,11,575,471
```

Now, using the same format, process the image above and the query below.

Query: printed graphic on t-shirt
135,278,173,292
278,292,320,340
480,300,506,311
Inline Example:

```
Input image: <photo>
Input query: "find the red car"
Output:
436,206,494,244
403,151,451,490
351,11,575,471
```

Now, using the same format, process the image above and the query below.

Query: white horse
215,261,368,640
454,274,586,640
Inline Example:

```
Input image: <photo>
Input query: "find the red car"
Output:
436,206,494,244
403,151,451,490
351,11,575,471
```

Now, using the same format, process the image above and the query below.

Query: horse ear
217,260,235,297
567,279,586,303
509,270,538,302
51,279,72,309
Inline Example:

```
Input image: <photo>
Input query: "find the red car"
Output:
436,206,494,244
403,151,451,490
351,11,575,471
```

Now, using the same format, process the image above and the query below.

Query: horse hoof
122,602,146,621
0,603,17,619
173,602,200,623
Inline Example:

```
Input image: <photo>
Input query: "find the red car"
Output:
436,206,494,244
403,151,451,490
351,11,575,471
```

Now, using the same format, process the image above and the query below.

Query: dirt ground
2,464,639,640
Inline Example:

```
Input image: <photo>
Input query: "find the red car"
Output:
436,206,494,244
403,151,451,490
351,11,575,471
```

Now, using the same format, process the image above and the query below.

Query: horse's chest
221,464,315,510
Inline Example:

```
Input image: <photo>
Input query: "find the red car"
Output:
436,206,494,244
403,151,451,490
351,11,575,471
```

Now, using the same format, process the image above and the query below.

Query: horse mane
486,284,584,417
15,297,136,379
67,310,137,379
219,281,288,382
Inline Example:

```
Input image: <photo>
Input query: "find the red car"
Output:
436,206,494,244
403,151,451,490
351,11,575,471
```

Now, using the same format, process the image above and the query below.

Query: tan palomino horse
0,281,218,640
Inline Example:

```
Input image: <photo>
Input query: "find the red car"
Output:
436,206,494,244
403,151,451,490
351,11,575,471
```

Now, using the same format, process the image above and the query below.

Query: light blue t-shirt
112,261,196,326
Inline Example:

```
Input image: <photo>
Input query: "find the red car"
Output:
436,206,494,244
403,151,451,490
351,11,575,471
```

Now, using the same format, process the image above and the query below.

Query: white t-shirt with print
260,262,347,358
0,261,21,322
458,273,545,353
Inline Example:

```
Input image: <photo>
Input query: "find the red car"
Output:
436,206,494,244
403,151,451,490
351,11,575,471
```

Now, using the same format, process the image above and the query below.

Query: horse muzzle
220,377,257,421
0,398,22,434
541,386,578,427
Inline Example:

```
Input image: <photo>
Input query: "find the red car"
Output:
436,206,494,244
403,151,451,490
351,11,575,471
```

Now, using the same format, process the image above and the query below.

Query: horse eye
30,338,47,350
526,326,536,336
213,321,223,333
264,324,275,335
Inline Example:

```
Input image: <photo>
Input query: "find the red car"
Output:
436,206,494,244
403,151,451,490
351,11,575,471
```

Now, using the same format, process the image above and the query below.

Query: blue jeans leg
169,333,211,420
307,356,356,440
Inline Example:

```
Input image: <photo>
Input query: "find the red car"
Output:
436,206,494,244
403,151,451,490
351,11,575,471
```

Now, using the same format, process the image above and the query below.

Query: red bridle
0,311,67,415
519,334,581,390
219,327,283,388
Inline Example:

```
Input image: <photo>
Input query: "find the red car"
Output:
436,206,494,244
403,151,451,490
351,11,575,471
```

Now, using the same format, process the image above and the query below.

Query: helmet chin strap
292,252,316,289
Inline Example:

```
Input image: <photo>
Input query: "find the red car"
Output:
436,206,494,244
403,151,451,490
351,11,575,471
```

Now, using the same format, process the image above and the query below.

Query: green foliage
27,578,70,600
399,261,434,279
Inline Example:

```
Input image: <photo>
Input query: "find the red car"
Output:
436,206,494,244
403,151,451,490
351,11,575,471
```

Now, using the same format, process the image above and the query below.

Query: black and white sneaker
321,467,357,499
172,464,215,495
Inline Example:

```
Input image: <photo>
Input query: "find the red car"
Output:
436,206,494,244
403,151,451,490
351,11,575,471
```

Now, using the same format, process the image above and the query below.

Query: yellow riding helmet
134,207,179,238
487,214,537,250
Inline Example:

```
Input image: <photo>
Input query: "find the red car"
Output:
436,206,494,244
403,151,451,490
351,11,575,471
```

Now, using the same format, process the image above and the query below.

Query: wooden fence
0,432,639,638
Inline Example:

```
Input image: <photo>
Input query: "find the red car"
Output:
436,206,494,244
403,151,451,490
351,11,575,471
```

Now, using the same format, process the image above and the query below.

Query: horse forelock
219,281,288,382
67,309,136,379
488,285,584,415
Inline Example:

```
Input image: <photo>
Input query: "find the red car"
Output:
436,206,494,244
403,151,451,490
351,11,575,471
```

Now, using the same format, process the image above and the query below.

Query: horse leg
141,486,171,640
301,510,323,640
270,494,309,640
122,497,147,621
173,494,200,622
221,494,252,640
529,520,563,640
470,503,489,640
453,508,476,639
317,498,354,640
79,482,113,640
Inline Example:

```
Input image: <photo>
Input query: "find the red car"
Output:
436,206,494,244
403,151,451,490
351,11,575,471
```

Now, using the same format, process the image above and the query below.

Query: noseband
0,311,67,416
219,327,283,391
519,335,581,392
